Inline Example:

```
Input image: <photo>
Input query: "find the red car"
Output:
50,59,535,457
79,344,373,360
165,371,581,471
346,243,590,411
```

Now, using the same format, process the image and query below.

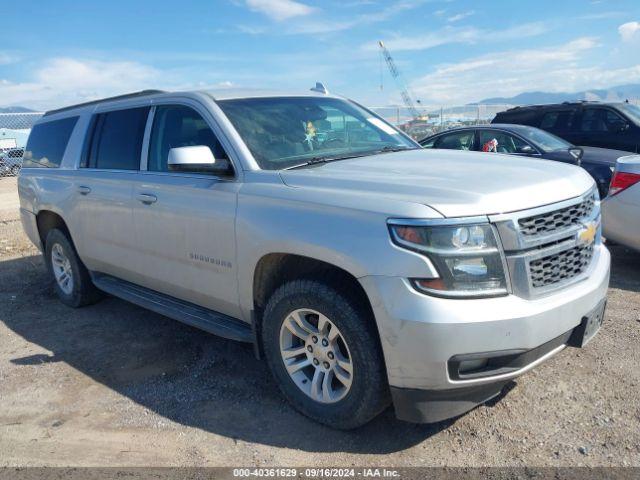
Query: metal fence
369,104,513,139
0,113,43,177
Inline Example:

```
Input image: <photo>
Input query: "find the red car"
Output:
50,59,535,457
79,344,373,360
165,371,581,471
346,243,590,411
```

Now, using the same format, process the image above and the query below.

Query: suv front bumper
359,244,610,423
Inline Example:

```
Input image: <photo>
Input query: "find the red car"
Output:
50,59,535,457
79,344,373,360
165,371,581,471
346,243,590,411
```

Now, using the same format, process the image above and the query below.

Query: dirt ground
0,176,638,467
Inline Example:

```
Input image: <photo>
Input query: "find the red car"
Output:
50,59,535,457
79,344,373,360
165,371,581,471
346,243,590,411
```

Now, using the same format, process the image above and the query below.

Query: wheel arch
252,253,370,310
251,253,380,356
35,210,72,248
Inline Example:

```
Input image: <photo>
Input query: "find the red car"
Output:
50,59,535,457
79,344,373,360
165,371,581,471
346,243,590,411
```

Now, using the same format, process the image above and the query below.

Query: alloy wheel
279,308,353,404
51,243,74,295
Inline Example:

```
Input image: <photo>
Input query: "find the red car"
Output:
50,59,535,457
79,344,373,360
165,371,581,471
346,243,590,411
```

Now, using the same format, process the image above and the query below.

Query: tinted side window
604,110,626,130
434,131,475,150
495,111,538,126
539,110,575,130
580,109,605,132
580,108,627,133
88,107,149,170
148,105,228,172
23,116,78,168
479,130,530,154
420,137,437,148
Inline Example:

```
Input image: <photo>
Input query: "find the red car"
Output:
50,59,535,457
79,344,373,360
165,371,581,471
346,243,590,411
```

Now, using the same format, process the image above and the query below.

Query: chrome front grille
518,194,595,236
529,244,594,288
490,188,600,299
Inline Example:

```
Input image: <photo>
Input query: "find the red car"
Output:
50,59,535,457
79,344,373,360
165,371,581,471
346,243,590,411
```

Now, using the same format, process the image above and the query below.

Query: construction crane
378,40,424,121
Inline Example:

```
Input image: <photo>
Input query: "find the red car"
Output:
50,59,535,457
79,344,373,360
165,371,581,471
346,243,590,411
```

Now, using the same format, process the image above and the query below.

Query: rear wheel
45,229,102,307
262,279,390,429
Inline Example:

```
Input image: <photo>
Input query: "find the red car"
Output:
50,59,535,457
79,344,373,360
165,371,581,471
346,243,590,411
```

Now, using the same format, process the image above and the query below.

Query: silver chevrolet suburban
18,88,610,429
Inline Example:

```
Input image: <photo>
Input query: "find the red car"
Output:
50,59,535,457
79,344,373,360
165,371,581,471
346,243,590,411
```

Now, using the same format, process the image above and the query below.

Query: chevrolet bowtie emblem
578,222,597,246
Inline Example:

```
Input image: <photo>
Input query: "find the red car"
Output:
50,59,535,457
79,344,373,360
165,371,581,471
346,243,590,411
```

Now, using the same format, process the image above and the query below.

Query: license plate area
569,300,606,348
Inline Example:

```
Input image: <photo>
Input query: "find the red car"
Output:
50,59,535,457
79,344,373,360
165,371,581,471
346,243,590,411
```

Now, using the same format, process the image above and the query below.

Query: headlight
389,221,508,298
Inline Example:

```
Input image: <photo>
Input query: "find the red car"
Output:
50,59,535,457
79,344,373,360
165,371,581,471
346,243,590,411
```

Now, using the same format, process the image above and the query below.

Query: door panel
132,174,241,317
131,103,242,318
72,170,138,279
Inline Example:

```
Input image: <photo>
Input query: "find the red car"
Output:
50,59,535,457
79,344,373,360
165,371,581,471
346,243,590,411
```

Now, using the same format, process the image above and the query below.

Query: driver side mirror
168,146,233,176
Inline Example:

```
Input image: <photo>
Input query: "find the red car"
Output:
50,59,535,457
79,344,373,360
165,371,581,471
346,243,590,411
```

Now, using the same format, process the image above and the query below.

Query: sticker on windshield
367,118,398,135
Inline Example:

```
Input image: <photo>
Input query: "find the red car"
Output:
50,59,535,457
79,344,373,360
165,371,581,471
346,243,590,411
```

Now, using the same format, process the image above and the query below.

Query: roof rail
44,89,165,117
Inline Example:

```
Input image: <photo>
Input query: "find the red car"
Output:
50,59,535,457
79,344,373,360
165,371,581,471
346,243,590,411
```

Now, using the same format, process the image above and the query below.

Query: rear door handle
77,186,91,195
136,193,158,205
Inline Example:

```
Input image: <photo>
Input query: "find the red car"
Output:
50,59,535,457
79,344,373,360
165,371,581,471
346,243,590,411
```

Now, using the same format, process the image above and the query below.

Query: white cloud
407,37,640,104
447,10,474,23
0,52,18,65
619,21,640,42
246,0,430,35
244,0,315,21
579,11,624,20
0,58,161,109
366,22,548,51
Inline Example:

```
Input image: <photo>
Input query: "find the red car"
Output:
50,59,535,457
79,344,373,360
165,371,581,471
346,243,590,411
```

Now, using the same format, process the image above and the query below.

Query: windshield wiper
284,146,420,170
285,153,377,170
375,145,421,153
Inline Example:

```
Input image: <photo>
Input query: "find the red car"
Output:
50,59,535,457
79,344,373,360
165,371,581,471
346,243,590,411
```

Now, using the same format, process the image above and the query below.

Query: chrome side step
91,273,253,343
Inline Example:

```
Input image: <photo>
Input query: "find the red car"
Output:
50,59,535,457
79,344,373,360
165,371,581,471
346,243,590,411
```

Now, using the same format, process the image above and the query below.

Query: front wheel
262,279,390,429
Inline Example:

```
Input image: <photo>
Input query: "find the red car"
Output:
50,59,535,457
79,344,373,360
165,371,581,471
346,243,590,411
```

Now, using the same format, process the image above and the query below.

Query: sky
0,0,639,110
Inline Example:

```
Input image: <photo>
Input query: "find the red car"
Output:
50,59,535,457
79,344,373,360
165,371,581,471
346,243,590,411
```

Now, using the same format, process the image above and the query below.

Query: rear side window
539,110,575,130
23,116,78,168
434,131,475,150
86,107,149,170
494,111,537,126
580,108,626,133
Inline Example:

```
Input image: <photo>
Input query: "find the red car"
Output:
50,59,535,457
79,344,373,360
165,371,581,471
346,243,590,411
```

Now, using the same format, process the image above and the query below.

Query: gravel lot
0,176,639,467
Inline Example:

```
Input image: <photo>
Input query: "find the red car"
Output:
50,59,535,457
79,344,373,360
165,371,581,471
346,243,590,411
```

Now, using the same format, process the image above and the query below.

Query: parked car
19,88,610,429
493,101,640,153
419,124,626,197
0,147,24,176
602,155,640,251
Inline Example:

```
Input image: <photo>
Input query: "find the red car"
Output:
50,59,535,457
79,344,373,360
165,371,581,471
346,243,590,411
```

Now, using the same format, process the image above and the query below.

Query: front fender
235,181,441,320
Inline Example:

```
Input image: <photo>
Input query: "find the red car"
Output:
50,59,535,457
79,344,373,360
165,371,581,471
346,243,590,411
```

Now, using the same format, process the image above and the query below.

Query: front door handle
77,186,91,195
136,193,158,205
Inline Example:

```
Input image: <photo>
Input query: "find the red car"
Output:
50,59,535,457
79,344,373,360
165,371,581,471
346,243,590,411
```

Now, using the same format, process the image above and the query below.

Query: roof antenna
310,82,329,94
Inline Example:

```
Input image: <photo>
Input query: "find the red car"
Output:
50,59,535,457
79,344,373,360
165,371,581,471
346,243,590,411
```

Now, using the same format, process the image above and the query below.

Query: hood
578,146,634,167
280,149,594,218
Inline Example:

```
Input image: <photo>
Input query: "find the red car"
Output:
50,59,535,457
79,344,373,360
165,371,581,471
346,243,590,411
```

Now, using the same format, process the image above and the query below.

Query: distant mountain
0,106,36,113
476,84,640,105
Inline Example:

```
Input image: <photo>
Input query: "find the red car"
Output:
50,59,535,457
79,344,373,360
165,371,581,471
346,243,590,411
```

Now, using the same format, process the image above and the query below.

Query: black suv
493,102,640,153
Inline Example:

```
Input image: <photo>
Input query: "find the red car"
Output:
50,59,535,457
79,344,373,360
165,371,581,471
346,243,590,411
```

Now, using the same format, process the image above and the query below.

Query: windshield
519,126,572,152
216,97,416,170
619,103,640,124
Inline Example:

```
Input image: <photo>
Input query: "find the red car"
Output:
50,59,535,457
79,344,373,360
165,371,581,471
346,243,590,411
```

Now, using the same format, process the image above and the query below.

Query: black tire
44,228,102,308
262,279,390,429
